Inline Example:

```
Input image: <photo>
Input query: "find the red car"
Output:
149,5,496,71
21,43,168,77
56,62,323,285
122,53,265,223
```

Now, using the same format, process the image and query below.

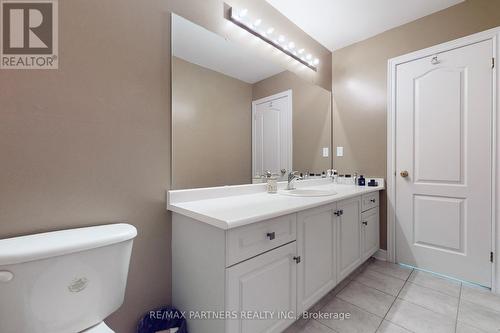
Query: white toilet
0,223,138,333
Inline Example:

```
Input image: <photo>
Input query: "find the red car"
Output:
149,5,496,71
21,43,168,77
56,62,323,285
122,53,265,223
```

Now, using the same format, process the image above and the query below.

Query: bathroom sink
280,189,337,197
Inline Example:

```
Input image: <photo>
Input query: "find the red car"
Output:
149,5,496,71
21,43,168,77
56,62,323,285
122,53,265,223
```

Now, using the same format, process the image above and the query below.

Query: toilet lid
81,322,114,333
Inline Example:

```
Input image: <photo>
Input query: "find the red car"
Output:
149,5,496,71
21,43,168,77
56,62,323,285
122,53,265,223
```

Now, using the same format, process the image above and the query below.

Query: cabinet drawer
226,214,296,267
362,192,379,212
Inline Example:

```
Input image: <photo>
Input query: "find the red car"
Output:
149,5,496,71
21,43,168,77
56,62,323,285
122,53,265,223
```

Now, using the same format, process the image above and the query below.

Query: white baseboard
373,249,387,261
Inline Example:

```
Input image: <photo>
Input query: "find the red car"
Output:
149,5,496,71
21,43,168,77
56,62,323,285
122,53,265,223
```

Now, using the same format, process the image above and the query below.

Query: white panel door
226,242,297,333
297,204,336,314
395,40,493,287
252,91,292,178
336,197,362,281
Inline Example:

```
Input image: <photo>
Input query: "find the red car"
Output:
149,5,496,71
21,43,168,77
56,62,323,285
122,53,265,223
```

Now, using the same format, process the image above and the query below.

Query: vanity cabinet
296,204,337,313
226,242,297,333
336,197,362,281
171,189,381,333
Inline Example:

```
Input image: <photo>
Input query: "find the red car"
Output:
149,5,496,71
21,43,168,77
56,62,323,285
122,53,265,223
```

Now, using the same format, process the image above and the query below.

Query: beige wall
332,0,500,249
0,1,330,332
253,71,332,174
172,56,252,189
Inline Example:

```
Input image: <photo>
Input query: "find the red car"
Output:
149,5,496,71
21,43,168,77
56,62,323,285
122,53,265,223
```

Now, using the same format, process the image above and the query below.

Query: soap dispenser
265,171,278,194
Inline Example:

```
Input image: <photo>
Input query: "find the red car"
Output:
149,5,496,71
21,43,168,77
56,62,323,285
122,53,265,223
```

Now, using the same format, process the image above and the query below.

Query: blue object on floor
136,306,188,333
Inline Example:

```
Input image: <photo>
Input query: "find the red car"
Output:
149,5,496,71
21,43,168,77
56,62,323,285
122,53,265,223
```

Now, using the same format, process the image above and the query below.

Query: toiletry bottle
265,171,278,193
358,175,366,186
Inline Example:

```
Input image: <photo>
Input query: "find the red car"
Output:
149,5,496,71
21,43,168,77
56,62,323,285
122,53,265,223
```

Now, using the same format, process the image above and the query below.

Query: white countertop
167,178,384,230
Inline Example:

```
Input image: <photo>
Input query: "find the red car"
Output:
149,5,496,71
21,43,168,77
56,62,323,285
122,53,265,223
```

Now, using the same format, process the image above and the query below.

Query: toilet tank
0,223,137,333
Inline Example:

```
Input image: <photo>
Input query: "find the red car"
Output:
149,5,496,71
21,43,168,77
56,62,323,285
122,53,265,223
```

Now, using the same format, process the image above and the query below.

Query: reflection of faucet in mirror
286,171,301,190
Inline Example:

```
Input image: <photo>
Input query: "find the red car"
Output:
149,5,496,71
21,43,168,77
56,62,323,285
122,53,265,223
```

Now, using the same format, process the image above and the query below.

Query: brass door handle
400,170,409,178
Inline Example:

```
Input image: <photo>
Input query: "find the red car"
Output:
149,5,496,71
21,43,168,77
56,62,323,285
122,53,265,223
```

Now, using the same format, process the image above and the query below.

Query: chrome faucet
287,171,300,190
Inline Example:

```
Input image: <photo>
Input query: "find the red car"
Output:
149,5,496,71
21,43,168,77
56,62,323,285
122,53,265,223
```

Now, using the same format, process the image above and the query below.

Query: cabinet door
361,207,380,261
296,204,336,313
337,197,362,281
226,242,297,333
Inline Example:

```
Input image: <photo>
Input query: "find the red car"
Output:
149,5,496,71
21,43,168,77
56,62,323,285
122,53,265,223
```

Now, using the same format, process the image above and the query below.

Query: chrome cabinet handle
362,221,368,226
266,232,276,240
370,199,376,203
293,256,301,264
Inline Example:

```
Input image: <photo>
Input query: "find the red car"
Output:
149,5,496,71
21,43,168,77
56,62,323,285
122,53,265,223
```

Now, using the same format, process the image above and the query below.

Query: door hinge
493,58,495,69
491,252,494,263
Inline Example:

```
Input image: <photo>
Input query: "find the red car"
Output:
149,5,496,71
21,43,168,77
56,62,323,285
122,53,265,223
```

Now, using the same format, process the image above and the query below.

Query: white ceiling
265,0,464,51
172,14,284,84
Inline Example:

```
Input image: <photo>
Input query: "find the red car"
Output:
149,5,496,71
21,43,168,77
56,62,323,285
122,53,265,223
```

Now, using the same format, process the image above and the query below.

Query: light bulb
306,54,312,60
278,35,286,43
313,58,319,65
298,48,304,54
239,8,248,18
254,19,262,26
288,42,295,49
267,27,274,35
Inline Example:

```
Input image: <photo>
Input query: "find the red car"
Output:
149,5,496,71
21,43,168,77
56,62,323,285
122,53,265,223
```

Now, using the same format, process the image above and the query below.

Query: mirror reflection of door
252,90,292,183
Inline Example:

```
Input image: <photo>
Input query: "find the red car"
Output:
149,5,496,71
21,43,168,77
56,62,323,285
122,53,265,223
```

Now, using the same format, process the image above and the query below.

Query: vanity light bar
228,7,318,71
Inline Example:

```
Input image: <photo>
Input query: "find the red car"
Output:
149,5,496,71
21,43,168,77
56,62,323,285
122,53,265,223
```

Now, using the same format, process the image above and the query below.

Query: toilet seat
81,322,115,333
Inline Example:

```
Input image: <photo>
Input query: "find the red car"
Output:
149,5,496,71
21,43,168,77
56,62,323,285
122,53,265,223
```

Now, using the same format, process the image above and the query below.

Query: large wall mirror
171,14,332,189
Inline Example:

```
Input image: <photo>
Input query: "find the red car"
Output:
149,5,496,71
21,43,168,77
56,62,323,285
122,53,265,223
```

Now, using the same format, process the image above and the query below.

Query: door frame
387,27,500,292
251,89,293,178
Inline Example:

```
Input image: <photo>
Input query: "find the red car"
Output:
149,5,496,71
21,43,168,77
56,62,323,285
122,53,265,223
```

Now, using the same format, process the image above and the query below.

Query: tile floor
284,259,500,333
